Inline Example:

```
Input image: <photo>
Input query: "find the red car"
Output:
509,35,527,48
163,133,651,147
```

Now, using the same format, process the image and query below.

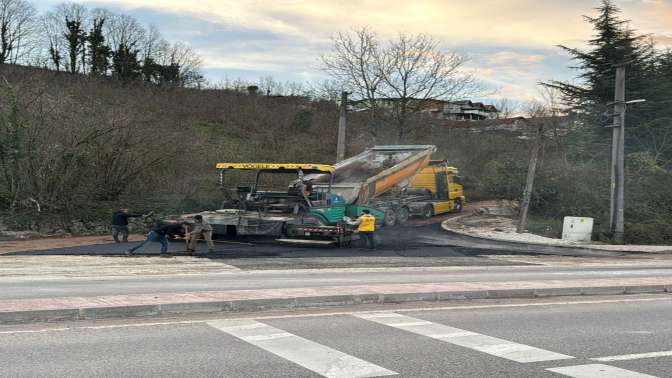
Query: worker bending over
126,222,187,256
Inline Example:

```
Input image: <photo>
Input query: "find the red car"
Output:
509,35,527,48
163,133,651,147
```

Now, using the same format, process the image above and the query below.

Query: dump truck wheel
396,207,410,224
422,205,434,219
453,200,463,213
383,210,397,227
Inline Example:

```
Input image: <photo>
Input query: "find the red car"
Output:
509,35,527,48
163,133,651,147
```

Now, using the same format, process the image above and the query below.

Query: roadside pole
517,120,544,233
336,91,348,162
610,65,626,243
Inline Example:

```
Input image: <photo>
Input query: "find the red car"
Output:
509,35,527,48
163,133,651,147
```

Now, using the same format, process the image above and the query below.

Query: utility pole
517,120,544,233
610,64,626,243
336,91,348,162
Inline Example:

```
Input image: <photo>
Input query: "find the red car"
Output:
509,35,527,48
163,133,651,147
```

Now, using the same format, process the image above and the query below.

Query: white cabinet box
562,216,594,242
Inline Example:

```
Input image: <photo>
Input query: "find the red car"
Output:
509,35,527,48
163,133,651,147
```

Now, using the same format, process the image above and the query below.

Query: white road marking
592,350,672,362
207,319,397,378
547,363,659,378
355,313,574,363
1,296,668,335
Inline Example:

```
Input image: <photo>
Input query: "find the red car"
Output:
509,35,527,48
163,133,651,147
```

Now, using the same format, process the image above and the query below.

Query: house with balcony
348,98,498,120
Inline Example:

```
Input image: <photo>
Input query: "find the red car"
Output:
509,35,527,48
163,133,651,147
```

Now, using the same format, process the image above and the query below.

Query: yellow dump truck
406,160,466,218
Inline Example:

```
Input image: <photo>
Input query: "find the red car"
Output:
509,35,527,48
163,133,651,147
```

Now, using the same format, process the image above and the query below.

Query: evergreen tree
48,42,62,71
88,17,111,76
64,17,87,74
158,62,181,85
141,56,160,82
632,50,672,168
112,43,141,81
545,0,655,159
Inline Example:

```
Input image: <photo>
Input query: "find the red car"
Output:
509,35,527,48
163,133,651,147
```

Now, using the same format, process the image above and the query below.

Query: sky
34,0,672,102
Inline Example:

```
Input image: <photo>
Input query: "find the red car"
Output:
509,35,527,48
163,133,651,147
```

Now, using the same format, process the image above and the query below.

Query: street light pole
336,91,349,162
611,64,626,243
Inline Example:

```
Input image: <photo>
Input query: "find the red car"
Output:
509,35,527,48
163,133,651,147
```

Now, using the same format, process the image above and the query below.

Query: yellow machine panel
216,163,335,173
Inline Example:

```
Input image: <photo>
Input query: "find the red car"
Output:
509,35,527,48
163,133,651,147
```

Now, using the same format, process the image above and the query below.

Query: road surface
3,264,672,300
1,295,671,377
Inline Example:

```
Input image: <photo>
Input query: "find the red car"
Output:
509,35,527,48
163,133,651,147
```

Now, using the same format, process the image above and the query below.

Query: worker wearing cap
345,209,377,249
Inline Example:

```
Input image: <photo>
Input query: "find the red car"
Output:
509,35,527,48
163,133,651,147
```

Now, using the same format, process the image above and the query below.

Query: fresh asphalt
1,296,671,377
5,222,632,271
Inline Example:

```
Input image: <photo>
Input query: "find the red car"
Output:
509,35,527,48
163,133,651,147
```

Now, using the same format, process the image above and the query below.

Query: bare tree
161,41,202,86
41,3,88,72
105,13,145,50
308,79,342,102
321,27,385,140
378,33,481,141
0,0,37,64
322,28,481,142
492,98,523,118
140,23,162,62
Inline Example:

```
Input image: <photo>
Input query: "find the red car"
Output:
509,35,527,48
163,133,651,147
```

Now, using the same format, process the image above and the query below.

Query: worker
186,214,215,254
111,208,150,243
344,209,377,249
126,221,188,256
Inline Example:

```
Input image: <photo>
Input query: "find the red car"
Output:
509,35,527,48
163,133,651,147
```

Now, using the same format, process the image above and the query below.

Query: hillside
1,64,671,244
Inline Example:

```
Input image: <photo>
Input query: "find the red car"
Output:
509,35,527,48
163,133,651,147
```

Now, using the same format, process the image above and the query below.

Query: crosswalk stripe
592,350,672,362
354,312,574,363
547,363,659,378
207,319,397,378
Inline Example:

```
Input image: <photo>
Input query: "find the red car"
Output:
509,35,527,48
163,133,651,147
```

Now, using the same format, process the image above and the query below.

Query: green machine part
308,205,346,225
345,205,385,222
307,204,385,226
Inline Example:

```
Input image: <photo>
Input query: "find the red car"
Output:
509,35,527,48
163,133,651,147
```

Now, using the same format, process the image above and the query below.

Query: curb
1,284,670,325
440,218,672,255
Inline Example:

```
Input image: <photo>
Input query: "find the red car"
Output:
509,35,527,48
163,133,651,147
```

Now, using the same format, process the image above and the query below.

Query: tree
322,28,481,142
377,33,480,141
631,50,672,168
544,0,655,157
41,12,63,70
42,3,88,73
87,16,110,76
322,27,385,140
157,41,202,86
111,42,141,81
105,13,145,51
64,17,86,74
0,0,37,64
492,98,523,119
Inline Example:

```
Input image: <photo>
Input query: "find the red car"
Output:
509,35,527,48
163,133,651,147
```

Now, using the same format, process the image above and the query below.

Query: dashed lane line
592,350,672,362
207,319,397,378
547,363,659,378
354,312,574,363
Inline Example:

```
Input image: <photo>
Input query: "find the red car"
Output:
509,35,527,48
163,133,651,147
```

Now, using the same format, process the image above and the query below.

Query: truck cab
408,160,466,218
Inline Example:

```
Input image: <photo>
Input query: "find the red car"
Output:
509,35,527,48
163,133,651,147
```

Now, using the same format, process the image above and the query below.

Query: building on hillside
348,98,499,120
422,100,499,120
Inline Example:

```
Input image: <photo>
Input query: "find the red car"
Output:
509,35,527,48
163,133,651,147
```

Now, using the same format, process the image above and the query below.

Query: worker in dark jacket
126,222,188,256
111,208,148,243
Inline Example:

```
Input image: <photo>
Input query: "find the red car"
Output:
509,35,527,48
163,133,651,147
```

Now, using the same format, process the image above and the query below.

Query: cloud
69,0,670,101
80,0,597,48
653,34,672,46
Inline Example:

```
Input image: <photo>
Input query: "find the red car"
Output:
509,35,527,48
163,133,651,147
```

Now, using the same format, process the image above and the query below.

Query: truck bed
314,145,436,204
